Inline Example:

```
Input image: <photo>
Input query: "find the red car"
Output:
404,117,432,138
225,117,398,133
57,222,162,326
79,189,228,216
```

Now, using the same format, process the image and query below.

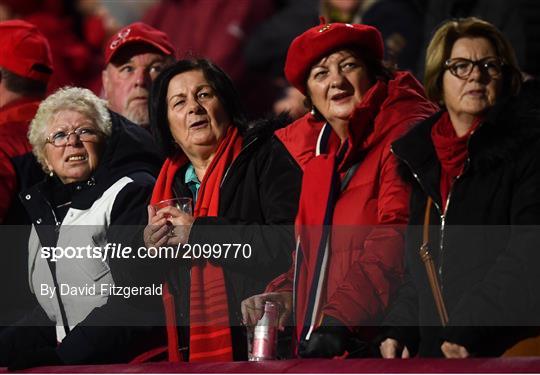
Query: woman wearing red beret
242,22,437,358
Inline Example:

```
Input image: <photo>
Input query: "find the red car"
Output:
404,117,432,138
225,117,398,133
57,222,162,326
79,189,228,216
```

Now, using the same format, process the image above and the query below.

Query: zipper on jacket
438,174,456,284
438,151,473,284
437,119,481,283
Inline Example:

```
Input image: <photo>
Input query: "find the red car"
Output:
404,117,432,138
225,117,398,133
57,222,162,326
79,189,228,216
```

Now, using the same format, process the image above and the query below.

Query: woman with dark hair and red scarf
241,22,436,358
143,59,301,362
379,18,540,358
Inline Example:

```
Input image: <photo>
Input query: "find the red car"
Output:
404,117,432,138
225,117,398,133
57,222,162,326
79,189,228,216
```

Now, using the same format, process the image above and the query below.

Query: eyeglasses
46,127,102,147
444,57,504,80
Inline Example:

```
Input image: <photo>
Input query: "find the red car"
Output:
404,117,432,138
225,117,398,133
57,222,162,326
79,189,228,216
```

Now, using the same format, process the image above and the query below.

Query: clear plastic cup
152,197,193,216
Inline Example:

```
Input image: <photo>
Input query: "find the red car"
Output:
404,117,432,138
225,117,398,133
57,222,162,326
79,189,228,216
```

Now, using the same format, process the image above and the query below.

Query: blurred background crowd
1,0,538,120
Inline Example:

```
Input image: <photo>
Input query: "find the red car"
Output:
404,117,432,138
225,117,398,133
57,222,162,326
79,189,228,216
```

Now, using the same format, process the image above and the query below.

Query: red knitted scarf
431,112,480,210
151,126,242,362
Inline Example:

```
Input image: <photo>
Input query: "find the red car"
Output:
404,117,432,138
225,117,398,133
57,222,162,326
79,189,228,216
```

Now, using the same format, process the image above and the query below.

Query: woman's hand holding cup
143,205,171,253
144,198,194,252
155,204,194,246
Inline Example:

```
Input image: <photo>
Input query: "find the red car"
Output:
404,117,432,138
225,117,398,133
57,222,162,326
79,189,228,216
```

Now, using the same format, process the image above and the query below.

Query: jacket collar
313,77,388,172
319,71,436,172
391,112,443,209
391,111,441,174
21,174,98,222
339,78,388,170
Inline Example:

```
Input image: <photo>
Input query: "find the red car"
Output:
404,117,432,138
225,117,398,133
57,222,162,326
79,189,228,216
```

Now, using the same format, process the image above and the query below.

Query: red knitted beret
284,22,384,95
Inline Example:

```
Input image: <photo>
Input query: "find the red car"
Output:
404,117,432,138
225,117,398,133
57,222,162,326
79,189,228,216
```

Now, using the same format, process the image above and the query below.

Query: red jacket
268,72,437,341
0,98,39,223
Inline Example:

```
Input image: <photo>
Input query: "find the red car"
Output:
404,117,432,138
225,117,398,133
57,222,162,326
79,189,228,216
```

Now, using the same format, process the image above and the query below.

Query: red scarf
431,112,480,210
151,126,242,362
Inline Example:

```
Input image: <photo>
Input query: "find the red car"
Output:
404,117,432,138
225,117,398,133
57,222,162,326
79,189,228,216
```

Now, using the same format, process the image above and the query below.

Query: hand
298,324,350,358
441,341,469,358
143,205,171,252
155,205,195,246
241,292,292,330
8,346,62,371
380,338,410,358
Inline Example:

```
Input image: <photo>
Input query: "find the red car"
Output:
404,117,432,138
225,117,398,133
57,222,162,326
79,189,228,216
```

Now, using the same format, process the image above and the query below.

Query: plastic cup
152,197,193,216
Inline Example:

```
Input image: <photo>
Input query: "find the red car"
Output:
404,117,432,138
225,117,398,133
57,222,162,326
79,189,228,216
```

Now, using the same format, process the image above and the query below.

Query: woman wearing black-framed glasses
378,17,540,358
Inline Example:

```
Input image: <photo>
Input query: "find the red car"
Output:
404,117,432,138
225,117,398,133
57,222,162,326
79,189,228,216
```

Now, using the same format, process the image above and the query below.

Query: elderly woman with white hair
0,87,163,369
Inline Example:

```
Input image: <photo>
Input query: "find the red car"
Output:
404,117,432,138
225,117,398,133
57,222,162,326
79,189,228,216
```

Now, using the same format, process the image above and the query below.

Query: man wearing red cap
0,19,53,224
102,22,176,129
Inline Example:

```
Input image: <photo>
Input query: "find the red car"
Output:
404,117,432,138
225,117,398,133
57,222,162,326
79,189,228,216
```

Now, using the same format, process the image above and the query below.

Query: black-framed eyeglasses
444,57,504,80
46,127,102,147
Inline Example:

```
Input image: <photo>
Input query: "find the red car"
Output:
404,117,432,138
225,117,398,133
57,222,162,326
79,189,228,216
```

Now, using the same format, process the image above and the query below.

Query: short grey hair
28,86,112,171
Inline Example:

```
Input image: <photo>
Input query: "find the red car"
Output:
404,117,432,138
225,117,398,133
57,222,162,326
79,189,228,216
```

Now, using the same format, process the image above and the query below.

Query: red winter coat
268,72,437,342
0,98,39,223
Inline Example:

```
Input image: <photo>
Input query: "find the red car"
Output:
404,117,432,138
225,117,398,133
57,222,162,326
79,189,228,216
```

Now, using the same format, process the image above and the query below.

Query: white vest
28,177,133,341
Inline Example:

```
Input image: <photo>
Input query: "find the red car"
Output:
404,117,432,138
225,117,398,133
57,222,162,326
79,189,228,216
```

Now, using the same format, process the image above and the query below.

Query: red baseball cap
104,22,176,65
284,22,384,95
0,20,53,83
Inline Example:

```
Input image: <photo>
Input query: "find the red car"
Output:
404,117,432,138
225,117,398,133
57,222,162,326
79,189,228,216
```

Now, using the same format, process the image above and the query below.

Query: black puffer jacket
382,80,540,357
